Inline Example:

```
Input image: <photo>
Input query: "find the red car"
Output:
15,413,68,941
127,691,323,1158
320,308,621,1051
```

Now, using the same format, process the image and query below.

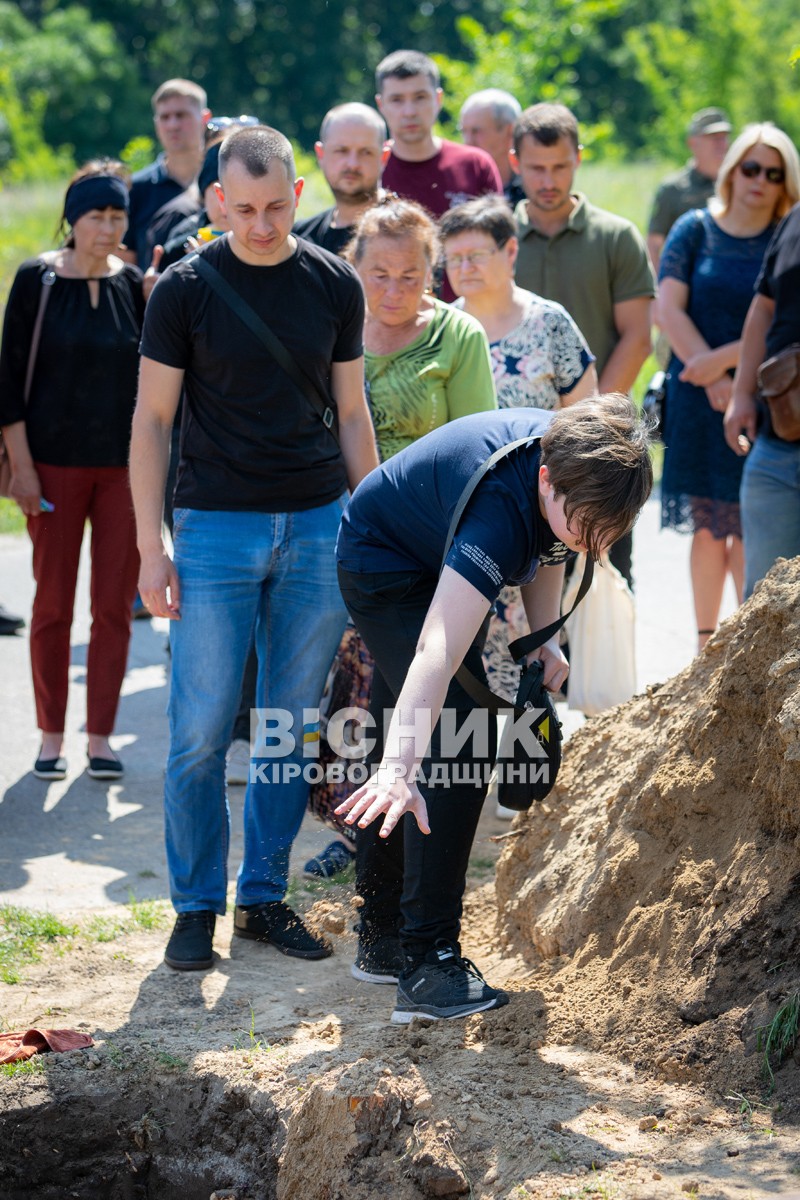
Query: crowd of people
1,50,799,1024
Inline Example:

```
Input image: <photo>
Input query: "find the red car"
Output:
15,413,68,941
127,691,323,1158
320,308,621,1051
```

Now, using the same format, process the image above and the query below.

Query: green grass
0,905,78,984
0,498,26,534
0,897,172,982
0,183,62,308
0,1056,45,1079
758,992,800,1087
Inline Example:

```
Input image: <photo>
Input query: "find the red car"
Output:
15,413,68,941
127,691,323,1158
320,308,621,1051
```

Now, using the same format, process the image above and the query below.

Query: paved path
0,496,737,913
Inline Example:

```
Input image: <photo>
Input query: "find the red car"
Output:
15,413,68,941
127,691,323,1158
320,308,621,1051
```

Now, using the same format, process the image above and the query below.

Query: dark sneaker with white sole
164,910,216,971
233,901,332,960
351,931,405,985
391,940,509,1023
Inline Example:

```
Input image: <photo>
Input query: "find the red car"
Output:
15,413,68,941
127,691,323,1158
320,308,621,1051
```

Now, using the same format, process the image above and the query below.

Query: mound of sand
496,558,800,1098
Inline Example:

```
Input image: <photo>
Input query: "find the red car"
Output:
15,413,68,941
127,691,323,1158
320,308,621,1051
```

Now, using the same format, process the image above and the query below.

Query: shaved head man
294,103,390,255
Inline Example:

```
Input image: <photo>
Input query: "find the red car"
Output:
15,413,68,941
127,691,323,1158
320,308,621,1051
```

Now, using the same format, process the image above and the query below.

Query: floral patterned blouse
456,291,594,410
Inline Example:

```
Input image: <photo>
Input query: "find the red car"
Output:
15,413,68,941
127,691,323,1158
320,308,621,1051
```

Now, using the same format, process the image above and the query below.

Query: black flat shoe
33,754,67,781
87,755,124,780
164,911,216,971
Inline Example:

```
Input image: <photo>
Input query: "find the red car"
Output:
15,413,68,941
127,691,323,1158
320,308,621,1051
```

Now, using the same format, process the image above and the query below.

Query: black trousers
337,566,497,957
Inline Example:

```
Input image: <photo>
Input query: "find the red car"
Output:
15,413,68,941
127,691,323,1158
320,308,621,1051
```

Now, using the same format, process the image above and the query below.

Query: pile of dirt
496,557,800,1100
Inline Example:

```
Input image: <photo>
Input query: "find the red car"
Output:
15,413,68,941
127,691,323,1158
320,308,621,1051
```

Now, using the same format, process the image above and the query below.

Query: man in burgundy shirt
376,50,502,300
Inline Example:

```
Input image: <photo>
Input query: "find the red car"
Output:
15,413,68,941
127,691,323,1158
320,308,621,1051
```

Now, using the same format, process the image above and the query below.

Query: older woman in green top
348,198,496,460
303,198,495,882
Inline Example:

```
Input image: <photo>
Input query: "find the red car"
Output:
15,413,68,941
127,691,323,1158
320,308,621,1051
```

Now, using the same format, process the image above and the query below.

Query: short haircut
320,103,387,144
439,195,516,247
346,198,440,267
513,103,580,155
375,50,439,93
218,125,296,183
152,78,207,113
712,122,800,222
540,394,654,561
460,89,522,127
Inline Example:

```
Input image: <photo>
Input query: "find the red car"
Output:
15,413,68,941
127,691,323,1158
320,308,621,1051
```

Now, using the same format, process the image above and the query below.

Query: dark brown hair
439,195,516,248
375,50,439,93
218,125,295,183
540,393,654,561
346,197,440,266
513,103,580,155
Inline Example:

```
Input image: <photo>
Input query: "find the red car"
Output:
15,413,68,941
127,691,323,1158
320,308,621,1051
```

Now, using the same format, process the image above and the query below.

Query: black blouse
0,258,145,467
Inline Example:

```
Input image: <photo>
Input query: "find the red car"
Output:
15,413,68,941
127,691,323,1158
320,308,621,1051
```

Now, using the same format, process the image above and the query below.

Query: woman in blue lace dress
659,123,799,650
440,196,597,705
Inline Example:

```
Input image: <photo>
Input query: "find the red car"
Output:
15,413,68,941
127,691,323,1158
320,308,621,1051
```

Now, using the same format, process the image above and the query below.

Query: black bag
442,437,593,810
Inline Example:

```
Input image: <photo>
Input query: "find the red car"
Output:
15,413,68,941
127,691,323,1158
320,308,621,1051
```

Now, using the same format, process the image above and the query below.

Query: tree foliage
2,0,800,181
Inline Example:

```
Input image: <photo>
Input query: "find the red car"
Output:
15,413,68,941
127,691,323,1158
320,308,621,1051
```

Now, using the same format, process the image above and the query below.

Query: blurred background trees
1,0,798,182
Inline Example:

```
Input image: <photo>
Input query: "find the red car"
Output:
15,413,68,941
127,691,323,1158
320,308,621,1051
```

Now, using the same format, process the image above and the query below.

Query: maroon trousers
26,464,140,736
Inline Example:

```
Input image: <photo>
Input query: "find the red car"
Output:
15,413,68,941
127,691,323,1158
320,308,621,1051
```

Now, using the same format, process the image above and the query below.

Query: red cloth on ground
0,1028,93,1064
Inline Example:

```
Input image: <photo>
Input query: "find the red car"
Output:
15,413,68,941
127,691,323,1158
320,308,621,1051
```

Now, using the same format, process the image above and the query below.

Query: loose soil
2,562,800,1199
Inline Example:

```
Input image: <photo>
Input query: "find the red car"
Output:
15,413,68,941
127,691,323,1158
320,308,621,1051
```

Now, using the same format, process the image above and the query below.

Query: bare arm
646,233,665,275
598,297,653,394
0,421,43,517
724,293,775,454
519,563,569,691
129,357,183,618
561,362,598,407
336,566,491,837
330,357,379,490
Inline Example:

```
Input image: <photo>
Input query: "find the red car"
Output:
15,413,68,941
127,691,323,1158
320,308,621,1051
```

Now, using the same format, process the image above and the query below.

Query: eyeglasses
444,247,501,270
738,160,785,185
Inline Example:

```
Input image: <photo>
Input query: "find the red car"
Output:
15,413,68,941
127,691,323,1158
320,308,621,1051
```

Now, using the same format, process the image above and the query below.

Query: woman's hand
705,376,733,413
10,463,43,518
138,549,181,619
525,634,569,692
679,348,726,387
335,768,431,838
724,390,757,455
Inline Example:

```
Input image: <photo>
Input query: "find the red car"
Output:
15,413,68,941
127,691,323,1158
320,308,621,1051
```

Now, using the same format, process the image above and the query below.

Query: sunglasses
206,115,260,134
738,160,785,185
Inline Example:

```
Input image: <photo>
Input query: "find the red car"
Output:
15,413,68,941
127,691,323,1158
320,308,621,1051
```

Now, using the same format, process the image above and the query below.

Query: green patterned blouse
365,299,496,460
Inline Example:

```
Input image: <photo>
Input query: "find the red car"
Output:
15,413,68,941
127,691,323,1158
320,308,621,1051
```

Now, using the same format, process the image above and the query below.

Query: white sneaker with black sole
391,940,509,1023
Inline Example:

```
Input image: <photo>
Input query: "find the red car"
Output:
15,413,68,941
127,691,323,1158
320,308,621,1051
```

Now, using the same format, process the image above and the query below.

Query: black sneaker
164,911,216,971
351,931,405,985
233,901,332,960
391,940,509,1023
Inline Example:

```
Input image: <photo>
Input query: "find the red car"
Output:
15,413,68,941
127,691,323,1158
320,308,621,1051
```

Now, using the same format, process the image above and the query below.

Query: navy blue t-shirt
337,409,572,601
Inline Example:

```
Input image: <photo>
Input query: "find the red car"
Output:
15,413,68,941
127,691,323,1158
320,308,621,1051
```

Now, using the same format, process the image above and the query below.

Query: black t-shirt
293,209,355,257
337,409,572,602
0,259,145,467
757,204,800,358
140,234,364,512
755,204,800,442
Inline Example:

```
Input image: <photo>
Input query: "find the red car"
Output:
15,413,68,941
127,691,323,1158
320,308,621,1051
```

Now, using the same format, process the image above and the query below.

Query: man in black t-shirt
294,103,390,256
130,126,379,972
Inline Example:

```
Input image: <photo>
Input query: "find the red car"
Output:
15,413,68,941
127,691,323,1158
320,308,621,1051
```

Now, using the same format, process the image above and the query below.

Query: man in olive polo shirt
511,102,655,586
647,107,731,272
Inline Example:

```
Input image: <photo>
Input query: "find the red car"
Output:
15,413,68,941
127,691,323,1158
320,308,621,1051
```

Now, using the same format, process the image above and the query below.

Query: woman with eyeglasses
440,195,597,411
658,123,800,651
302,198,496,884
439,195,597,717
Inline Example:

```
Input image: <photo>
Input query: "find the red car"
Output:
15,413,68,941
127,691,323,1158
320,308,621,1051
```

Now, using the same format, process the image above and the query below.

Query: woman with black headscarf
0,163,145,781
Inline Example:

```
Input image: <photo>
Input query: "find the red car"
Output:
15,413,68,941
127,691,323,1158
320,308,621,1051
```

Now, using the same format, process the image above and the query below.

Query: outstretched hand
335,770,430,839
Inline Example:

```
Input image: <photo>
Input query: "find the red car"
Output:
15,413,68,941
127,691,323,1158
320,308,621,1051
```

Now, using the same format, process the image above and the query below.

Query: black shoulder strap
439,435,594,714
186,251,339,443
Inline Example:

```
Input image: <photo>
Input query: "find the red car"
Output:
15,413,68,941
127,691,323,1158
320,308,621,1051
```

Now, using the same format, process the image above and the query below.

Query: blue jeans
741,435,800,599
165,499,348,913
